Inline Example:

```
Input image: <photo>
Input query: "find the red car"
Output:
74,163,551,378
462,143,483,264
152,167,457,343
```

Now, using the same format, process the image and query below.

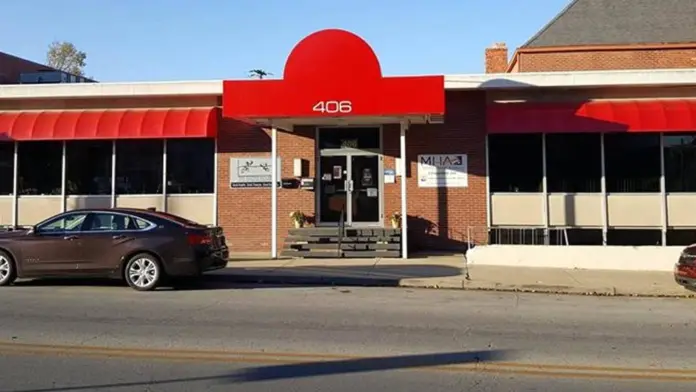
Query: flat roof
1,68,696,100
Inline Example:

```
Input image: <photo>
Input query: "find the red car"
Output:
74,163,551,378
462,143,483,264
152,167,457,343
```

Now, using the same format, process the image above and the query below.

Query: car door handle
112,235,132,240
63,235,78,241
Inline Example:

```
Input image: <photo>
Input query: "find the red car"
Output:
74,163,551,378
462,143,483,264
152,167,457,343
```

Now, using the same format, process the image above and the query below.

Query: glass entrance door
317,154,382,226
318,156,348,224
350,155,380,224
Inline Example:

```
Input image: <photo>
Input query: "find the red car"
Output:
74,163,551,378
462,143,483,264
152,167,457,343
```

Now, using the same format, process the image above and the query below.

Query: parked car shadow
12,263,464,291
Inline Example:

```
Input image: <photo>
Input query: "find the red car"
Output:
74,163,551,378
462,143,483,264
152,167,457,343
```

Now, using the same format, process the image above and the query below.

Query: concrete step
285,243,401,251
285,235,401,243
288,228,401,237
280,249,401,259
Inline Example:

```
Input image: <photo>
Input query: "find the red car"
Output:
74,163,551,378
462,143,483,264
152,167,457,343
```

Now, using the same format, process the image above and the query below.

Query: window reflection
66,141,112,195
18,141,62,195
488,134,543,192
115,140,163,194
166,139,214,194
0,142,13,195
664,133,696,192
546,133,601,193
604,133,660,193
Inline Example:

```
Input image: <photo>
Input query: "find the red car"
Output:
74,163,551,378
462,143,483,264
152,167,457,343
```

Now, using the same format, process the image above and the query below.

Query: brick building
486,0,696,73
1,9,696,266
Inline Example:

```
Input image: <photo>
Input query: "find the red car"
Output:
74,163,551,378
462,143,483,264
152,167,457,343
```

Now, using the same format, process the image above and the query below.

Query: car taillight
187,233,212,246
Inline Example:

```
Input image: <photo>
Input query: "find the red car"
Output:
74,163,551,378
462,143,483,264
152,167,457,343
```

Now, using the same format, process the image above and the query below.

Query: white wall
467,245,683,272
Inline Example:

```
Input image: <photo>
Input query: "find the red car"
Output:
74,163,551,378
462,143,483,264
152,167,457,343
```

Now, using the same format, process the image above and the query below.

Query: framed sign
417,154,468,188
230,157,282,188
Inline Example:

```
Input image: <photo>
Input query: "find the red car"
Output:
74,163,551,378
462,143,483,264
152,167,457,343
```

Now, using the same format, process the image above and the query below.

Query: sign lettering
312,100,353,114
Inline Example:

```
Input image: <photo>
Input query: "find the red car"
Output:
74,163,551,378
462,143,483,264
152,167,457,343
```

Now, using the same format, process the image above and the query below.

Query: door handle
112,234,129,240
63,235,78,241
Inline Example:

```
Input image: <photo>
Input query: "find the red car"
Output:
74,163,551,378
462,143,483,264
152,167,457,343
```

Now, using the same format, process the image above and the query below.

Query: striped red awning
0,108,218,141
487,100,696,134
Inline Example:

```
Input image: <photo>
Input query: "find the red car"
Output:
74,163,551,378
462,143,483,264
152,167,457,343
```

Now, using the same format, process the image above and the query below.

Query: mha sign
417,154,468,188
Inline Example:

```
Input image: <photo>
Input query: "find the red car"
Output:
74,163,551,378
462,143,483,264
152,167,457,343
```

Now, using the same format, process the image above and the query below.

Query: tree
248,69,272,79
46,41,87,76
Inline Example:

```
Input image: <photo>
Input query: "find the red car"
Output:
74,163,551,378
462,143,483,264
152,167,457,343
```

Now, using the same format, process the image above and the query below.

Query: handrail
337,207,345,258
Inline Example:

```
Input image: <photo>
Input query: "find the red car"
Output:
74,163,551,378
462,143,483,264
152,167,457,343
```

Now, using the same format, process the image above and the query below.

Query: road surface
0,278,695,391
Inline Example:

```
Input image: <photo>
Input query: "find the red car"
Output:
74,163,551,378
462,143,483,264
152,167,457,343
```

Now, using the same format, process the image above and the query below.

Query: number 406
312,101,352,114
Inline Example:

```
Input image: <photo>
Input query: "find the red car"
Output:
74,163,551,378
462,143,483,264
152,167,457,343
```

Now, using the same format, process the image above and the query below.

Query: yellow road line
0,341,694,382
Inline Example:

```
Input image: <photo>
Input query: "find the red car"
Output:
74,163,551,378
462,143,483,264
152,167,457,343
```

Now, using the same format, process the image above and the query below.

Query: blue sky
1,0,569,82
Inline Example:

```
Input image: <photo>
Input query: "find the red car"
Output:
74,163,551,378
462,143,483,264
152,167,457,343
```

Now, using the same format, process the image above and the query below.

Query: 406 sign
312,100,353,114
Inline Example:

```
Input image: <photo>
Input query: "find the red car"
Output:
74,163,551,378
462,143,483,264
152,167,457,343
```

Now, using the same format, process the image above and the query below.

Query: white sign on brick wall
417,154,468,188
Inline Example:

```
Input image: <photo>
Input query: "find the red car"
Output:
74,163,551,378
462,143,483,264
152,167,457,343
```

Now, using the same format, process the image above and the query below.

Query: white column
212,137,219,226
271,126,278,259
659,133,667,246
600,133,608,245
110,141,117,208
400,120,409,259
162,139,168,212
11,142,18,227
60,141,67,212
541,133,549,244
484,135,491,230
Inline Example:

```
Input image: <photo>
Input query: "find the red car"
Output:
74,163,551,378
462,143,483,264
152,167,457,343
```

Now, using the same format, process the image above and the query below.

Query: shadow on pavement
13,263,465,291
12,349,512,391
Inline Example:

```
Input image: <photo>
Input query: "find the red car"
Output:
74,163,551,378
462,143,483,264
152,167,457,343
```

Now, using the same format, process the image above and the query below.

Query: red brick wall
518,47,696,72
0,52,52,84
216,90,488,253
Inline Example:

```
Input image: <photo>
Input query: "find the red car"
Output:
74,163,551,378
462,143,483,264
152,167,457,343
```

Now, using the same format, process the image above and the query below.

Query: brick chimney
485,42,508,73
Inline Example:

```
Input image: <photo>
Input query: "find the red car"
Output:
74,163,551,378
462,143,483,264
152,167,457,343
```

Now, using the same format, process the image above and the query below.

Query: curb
214,273,695,298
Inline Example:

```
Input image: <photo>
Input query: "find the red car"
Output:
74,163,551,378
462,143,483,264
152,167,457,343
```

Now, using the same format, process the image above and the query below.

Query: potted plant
389,212,402,228
289,211,306,228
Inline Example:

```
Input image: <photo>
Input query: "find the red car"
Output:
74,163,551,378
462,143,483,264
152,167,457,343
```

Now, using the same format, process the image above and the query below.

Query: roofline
2,69,696,100
505,42,696,72
521,0,580,48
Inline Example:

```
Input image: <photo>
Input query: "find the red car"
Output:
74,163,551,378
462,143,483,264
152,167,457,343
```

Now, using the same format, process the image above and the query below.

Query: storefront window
66,141,113,195
604,133,660,193
546,133,601,193
18,141,62,195
318,127,380,150
664,133,696,192
166,139,215,194
115,140,163,194
0,142,13,195
488,134,543,192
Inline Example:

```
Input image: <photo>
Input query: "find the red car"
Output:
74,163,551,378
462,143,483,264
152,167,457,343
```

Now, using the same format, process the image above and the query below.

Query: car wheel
0,250,17,287
124,253,162,292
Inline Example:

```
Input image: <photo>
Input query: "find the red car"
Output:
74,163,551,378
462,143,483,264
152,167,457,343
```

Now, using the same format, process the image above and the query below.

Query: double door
318,154,383,226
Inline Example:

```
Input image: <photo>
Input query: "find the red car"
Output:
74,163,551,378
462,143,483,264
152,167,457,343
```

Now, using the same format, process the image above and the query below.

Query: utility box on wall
293,158,308,177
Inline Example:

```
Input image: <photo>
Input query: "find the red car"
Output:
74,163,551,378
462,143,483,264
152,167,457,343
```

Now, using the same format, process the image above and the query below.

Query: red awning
223,29,444,120
0,107,218,141
487,100,696,134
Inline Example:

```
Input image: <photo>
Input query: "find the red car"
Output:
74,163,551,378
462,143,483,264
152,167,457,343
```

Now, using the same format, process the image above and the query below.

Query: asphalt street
0,278,695,391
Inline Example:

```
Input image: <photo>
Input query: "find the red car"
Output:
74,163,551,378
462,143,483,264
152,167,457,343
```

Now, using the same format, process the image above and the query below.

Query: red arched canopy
223,29,444,120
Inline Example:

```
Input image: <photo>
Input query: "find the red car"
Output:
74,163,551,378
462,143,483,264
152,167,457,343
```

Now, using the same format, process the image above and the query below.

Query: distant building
486,0,696,73
0,50,95,84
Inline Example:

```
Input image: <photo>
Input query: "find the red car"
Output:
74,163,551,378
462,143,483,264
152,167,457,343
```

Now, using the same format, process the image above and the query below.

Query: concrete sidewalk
220,254,693,298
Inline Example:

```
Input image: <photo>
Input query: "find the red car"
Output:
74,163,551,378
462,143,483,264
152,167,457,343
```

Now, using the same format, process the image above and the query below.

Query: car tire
0,250,17,287
124,253,162,292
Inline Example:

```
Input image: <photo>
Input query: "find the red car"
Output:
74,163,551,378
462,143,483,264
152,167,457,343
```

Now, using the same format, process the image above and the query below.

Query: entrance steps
281,227,401,258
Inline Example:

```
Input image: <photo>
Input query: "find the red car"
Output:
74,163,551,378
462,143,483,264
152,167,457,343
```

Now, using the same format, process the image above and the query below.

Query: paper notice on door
367,188,378,197
333,166,342,179
322,173,332,181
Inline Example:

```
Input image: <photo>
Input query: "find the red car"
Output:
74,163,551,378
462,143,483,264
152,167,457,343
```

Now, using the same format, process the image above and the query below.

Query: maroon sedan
0,208,229,291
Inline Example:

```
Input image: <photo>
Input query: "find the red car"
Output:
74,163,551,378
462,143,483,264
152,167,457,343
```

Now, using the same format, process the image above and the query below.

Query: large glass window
664,133,696,192
604,133,661,193
318,127,380,150
66,141,112,195
166,139,215,194
546,133,601,193
18,141,62,195
488,134,543,192
115,140,163,194
0,142,13,195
